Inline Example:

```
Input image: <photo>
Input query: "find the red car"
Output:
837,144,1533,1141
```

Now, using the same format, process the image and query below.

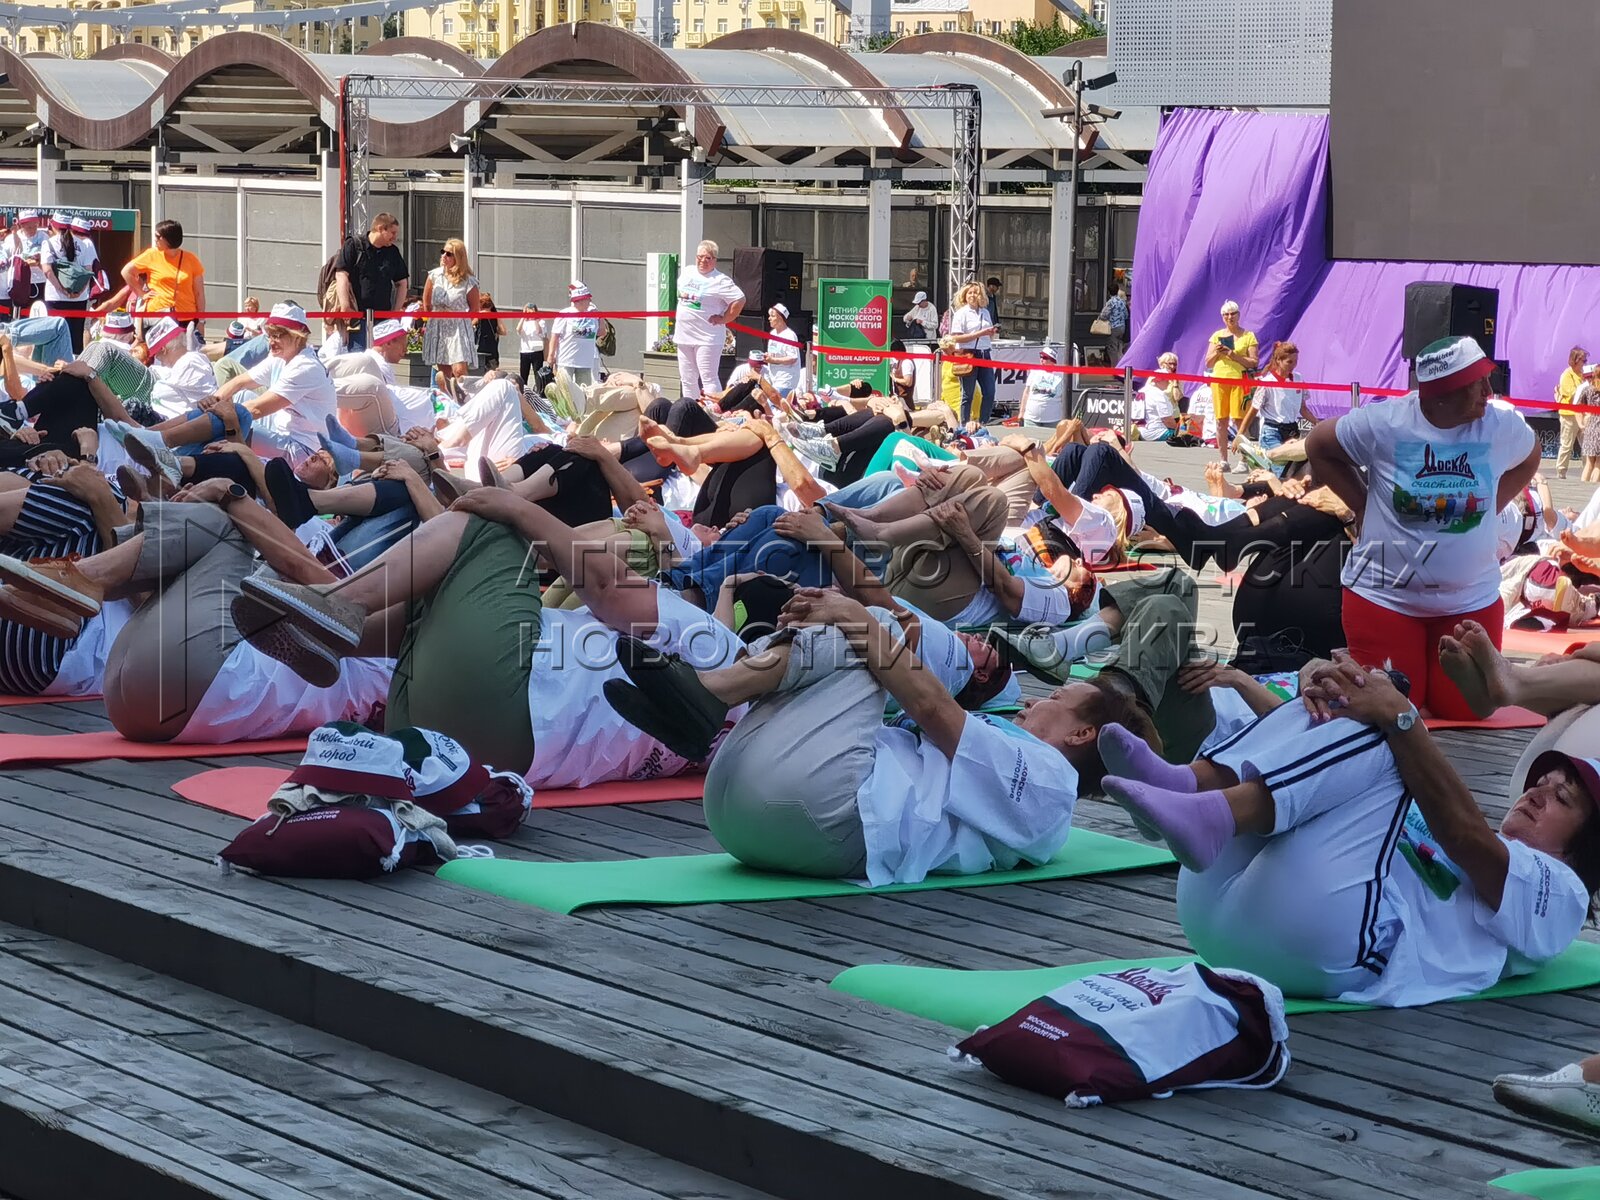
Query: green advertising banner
646,252,677,350
0,207,139,234
815,277,891,392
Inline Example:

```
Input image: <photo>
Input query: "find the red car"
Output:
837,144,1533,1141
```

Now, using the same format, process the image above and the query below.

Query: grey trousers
104,502,257,742
1097,566,1216,764
703,623,879,878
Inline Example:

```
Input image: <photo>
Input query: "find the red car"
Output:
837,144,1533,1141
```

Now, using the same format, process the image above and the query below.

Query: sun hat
1415,336,1496,400
569,280,592,299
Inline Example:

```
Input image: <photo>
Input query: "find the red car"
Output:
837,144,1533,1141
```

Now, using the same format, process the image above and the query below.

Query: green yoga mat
437,829,1175,915
830,941,1600,1029
1492,1168,1600,1199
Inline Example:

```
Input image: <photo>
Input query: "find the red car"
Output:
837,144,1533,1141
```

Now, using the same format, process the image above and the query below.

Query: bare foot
648,436,701,473
822,502,883,544
638,415,667,442
1458,620,1514,712
1438,635,1495,717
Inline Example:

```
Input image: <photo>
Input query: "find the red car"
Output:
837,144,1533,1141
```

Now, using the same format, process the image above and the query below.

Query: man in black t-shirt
334,212,408,351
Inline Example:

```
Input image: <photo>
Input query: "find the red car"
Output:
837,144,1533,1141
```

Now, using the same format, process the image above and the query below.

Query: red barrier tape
32,305,1600,419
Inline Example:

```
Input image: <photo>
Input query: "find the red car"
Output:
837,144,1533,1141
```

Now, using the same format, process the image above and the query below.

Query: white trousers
677,341,722,399
1178,703,1408,999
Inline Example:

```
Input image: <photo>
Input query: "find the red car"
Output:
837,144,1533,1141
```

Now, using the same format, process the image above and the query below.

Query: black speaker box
731,247,804,358
1402,281,1498,361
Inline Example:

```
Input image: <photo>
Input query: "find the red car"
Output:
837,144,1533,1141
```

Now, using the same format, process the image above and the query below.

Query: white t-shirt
40,233,98,302
526,588,745,788
1189,384,1216,444
518,315,550,353
855,712,1079,886
1139,382,1175,441
726,363,764,388
1254,371,1307,425
179,646,393,743
450,378,528,480
1337,394,1536,616
149,350,218,419
1021,367,1066,426
949,305,992,351
674,267,745,348
1347,812,1589,1008
318,329,349,365
551,307,601,371
764,333,802,396
247,349,338,460
1019,502,1121,568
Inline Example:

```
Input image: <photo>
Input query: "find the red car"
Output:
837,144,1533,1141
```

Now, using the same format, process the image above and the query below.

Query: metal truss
340,75,981,291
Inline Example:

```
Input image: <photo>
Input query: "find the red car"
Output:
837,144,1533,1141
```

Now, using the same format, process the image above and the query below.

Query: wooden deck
0,441,1596,1199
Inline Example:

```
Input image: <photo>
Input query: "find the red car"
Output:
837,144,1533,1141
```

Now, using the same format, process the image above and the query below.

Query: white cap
747,349,766,363
17,209,40,221
102,309,134,333
371,318,408,346
49,212,71,229
1220,299,1240,315
913,290,928,304
265,301,309,331
569,280,591,298
1039,343,1059,361
1584,361,1599,376
144,315,185,355
770,303,789,319
70,213,93,233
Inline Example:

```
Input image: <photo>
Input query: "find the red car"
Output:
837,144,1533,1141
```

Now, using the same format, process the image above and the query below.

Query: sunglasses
441,251,455,259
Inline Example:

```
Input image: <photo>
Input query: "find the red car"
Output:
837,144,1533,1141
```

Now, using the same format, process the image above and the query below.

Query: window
765,17,777,27
1091,0,1107,19
788,18,800,29
693,18,704,31
717,18,728,31
989,19,1001,32
741,17,752,27
813,16,825,33
915,20,930,32
941,19,955,30
893,20,904,32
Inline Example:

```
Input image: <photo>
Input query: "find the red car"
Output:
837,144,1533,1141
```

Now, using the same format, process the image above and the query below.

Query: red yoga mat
171,765,707,820
0,693,102,707
1502,624,1600,659
1422,706,1546,731
0,730,309,768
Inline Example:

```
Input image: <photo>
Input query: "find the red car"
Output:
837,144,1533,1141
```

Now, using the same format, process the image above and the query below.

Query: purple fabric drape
1125,108,1596,414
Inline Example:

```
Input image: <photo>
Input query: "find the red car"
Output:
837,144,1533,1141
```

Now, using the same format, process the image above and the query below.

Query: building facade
2,0,388,57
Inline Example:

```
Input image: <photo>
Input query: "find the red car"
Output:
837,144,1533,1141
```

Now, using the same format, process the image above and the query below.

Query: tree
383,14,402,38
334,25,353,53
994,16,1101,56
856,31,900,51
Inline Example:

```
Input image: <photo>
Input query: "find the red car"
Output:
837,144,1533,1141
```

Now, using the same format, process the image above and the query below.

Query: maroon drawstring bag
219,807,441,879
951,963,1290,1107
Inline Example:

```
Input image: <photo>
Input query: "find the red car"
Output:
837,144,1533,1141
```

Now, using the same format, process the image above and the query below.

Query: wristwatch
221,482,249,507
1390,702,1419,735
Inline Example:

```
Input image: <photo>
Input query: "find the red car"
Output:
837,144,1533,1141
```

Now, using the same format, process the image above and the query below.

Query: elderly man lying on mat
1095,630,1600,1007
603,584,1153,883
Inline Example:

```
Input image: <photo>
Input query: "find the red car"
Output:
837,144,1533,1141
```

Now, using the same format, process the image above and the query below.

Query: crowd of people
3,205,1600,1132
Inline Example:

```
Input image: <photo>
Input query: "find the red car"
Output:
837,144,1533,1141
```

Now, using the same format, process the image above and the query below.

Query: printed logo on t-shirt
680,286,703,310
1389,440,1490,533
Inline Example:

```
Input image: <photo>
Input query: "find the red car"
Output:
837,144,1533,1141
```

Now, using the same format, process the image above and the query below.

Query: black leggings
692,448,777,529
820,410,894,488
1048,440,1181,544
513,444,616,529
621,397,719,484
519,350,544,387
0,375,101,467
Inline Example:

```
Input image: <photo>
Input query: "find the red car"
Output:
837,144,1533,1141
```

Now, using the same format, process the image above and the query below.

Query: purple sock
1097,723,1197,793
1102,777,1234,873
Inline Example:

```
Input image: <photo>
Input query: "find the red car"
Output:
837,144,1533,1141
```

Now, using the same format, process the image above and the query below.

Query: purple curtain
1125,108,1596,414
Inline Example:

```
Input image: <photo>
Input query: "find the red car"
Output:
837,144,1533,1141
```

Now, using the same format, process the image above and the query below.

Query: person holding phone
1205,300,1258,472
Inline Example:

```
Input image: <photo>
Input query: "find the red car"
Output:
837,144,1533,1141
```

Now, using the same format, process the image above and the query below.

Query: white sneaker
1492,1063,1600,1134
1226,461,1249,474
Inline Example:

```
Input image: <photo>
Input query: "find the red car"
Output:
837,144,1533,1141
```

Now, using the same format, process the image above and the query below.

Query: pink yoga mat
1502,625,1600,659
172,765,706,819
0,693,102,707
0,730,309,768
1422,706,1546,731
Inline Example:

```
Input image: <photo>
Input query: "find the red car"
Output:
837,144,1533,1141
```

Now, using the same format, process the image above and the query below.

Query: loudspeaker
1402,282,1498,361
732,247,804,358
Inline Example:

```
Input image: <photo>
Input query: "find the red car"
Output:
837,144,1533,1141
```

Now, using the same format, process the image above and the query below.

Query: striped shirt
79,340,154,407
0,468,124,695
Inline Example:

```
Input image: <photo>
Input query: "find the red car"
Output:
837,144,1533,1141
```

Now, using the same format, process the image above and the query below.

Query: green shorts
385,516,542,772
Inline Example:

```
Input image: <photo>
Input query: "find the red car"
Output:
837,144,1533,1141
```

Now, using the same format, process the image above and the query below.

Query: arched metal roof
0,24,1155,163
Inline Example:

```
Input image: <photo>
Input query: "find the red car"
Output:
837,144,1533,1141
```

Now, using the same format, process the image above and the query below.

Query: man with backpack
330,213,408,352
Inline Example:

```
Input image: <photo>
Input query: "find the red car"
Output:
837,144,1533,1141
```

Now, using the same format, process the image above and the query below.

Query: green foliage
994,16,1101,56
856,31,900,51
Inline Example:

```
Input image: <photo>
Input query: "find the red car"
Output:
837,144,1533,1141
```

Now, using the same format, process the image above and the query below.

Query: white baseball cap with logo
266,301,310,332
144,316,185,356
1415,336,1496,400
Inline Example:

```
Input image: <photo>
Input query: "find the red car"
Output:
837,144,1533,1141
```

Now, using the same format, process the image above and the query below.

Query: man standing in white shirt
547,281,602,389
1020,344,1066,426
674,239,746,399
904,290,939,342
764,304,802,397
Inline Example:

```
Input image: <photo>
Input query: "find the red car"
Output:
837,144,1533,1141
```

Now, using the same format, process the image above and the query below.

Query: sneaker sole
239,576,363,648
229,593,342,686
1492,1083,1600,1136
601,679,714,762
122,434,179,489
0,555,101,618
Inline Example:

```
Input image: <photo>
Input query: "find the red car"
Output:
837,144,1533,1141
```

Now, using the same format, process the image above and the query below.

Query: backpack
596,317,616,358
317,235,367,311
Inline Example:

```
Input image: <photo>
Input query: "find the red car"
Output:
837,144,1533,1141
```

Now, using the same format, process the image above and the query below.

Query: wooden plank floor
0,441,1596,1200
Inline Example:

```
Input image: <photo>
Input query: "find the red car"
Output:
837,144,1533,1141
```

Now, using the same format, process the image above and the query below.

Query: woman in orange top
121,219,207,340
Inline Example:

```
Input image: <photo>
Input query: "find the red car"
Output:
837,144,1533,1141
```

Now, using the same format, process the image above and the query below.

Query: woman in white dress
421,237,481,393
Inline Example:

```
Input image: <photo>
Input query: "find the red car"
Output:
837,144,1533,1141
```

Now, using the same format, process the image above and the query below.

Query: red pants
1340,590,1504,720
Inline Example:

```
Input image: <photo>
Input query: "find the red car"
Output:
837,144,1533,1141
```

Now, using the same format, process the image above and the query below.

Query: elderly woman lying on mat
1096,636,1600,1008
603,585,1151,883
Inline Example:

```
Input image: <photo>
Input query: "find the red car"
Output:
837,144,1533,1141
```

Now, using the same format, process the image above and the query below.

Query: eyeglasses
441,250,455,259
